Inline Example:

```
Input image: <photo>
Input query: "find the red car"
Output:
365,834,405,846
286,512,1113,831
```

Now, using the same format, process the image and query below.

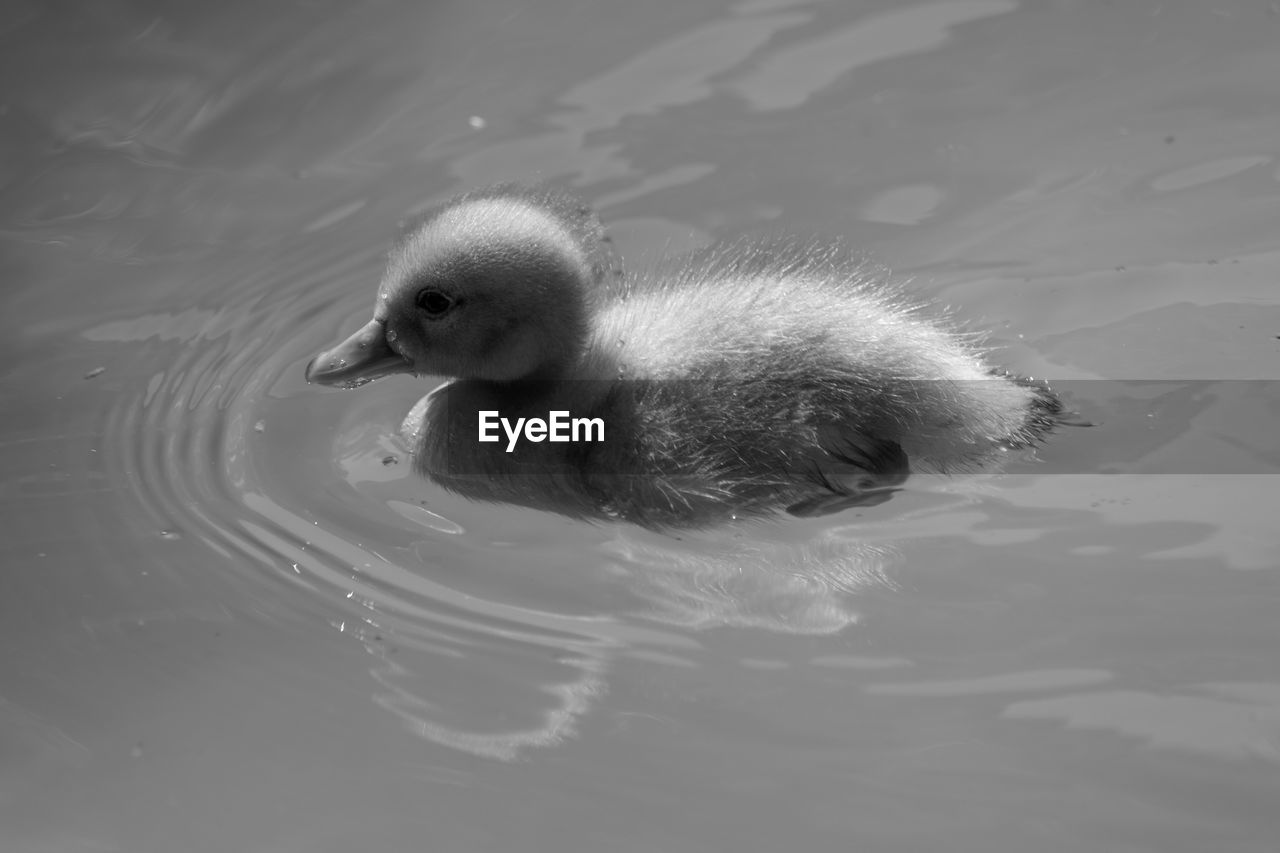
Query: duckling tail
1001,373,1093,442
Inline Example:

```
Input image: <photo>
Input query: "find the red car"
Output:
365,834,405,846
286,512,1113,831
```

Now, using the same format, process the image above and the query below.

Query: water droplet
158,529,182,540
83,367,105,379
253,420,265,433
385,329,398,342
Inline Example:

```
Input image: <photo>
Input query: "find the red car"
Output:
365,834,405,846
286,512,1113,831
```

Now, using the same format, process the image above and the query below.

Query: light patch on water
386,500,465,535
866,668,1114,697
732,0,824,14
810,655,916,671
860,183,945,225
739,658,790,670
450,7,811,187
991,474,1280,571
557,13,811,131
302,198,367,233
621,649,699,668
594,163,718,209
1005,683,1280,762
729,0,1019,110
1150,156,1272,193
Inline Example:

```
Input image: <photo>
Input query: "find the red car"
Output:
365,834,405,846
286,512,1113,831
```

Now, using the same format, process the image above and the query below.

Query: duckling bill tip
305,318,413,387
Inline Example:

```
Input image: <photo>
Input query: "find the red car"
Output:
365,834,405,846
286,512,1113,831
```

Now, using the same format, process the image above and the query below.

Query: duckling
306,184,1068,529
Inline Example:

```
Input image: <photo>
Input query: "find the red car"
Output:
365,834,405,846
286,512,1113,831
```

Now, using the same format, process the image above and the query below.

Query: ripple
90,246,629,760
385,500,466,535
91,226,901,757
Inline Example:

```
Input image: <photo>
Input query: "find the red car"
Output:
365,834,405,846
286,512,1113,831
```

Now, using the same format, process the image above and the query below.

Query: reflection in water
367,638,606,762
605,528,896,634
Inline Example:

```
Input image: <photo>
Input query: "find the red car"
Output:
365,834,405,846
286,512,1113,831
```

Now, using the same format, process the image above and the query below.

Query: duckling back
581,239,1061,475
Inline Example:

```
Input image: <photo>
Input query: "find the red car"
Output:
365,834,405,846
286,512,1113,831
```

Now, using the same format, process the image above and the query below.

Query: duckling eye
415,289,455,316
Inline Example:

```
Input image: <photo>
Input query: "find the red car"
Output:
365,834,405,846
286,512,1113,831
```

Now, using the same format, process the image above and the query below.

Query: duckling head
306,187,613,387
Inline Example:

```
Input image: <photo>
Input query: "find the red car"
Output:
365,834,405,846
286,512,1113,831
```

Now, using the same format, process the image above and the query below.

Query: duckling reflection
307,184,1068,529
604,526,897,634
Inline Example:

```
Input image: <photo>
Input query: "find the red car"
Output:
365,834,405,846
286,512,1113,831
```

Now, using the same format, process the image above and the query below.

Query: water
3,1,1279,851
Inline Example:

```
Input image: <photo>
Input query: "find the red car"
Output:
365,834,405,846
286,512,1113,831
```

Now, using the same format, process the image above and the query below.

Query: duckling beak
305,318,413,387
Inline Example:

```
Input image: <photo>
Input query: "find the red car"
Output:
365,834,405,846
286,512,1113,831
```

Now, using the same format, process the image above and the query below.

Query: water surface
3,1,1279,851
